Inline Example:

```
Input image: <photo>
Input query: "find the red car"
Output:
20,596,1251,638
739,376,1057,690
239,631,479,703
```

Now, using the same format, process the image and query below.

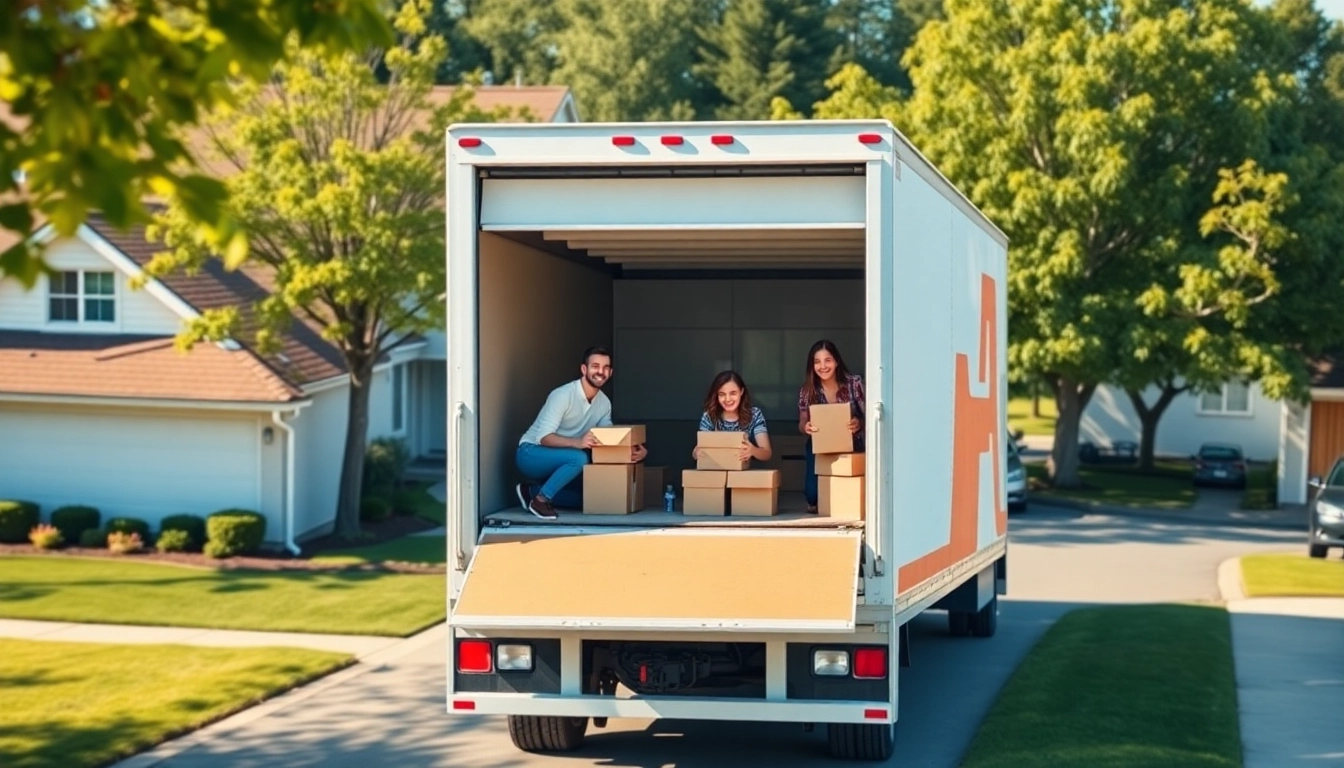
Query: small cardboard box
727,469,781,517
582,463,645,514
697,448,749,472
809,402,854,455
682,470,727,515
590,425,647,464
816,453,865,477
642,465,667,509
698,431,745,449
819,475,865,520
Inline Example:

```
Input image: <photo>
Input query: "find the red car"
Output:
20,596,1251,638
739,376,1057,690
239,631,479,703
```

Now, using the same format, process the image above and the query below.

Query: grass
312,534,446,566
1008,396,1058,437
0,638,349,768
0,557,444,637
960,604,1241,768
1026,461,1197,509
1240,464,1277,510
402,481,445,525
1240,553,1344,597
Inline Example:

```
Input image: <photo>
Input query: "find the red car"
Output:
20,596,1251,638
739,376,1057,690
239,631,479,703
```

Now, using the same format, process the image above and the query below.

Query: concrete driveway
119,506,1304,768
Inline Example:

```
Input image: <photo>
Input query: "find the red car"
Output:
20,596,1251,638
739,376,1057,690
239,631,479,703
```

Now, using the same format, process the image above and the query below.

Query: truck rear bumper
449,692,894,724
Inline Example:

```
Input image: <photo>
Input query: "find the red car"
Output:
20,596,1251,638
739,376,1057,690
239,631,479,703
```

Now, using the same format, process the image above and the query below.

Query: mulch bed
0,513,445,574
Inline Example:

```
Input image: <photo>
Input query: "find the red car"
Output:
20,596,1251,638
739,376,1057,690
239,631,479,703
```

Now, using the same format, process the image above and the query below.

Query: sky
1316,0,1344,20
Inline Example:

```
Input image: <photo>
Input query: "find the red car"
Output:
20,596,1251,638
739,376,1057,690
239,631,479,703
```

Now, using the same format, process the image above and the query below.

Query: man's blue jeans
515,442,587,509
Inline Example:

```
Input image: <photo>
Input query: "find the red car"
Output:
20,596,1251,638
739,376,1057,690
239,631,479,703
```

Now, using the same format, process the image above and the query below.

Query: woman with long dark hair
694,370,773,464
797,340,865,512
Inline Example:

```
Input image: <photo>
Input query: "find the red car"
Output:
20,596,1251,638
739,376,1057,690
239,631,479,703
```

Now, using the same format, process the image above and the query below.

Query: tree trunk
1126,383,1186,473
335,362,376,539
1031,379,1042,418
1047,376,1095,488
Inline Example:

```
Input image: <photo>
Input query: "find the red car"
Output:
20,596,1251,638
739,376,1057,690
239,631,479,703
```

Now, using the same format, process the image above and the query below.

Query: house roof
429,85,576,122
0,330,303,403
1311,354,1344,390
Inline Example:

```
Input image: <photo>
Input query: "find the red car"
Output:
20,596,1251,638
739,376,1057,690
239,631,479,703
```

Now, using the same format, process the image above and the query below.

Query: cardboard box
590,425,647,464
642,465,667,509
819,475,865,520
582,463,645,514
697,448,749,472
682,470,727,515
816,452,865,477
727,470,780,517
698,431,745,449
809,402,854,455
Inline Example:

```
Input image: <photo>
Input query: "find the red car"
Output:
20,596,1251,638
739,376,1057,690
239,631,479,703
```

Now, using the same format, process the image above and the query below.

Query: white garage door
0,406,260,524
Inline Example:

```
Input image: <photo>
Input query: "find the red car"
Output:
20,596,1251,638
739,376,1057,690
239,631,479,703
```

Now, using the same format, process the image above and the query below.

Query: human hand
804,422,819,434
577,431,599,449
632,444,648,462
848,418,861,434
692,446,702,460
738,443,752,461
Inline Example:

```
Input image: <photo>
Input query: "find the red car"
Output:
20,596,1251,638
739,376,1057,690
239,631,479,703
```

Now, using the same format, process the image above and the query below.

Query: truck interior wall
477,232,614,515
612,277,863,478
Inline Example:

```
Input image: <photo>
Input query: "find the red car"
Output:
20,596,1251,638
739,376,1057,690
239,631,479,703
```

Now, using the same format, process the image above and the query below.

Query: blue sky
1316,0,1344,19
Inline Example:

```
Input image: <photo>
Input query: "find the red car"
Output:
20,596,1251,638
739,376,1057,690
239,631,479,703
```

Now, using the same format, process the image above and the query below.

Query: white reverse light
496,644,534,671
813,649,850,676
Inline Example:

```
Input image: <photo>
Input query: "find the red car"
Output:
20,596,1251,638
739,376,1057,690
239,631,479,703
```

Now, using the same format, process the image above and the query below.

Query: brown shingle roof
0,330,302,403
429,85,574,122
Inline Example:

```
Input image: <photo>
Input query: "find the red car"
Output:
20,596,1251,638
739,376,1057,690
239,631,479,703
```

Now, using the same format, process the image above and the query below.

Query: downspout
272,408,303,555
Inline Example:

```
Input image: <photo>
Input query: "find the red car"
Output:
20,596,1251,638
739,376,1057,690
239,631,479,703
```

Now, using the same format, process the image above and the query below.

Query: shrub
363,436,411,499
0,500,40,543
205,509,266,558
155,529,192,553
105,517,151,542
29,523,63,550
79,528,107,548
106,531,144,554
159,514,207,549
391,488,422,516
50,505,100,543
360,496,391,523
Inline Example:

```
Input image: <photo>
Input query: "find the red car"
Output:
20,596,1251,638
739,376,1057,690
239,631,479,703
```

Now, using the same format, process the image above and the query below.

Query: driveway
120,506,1303,768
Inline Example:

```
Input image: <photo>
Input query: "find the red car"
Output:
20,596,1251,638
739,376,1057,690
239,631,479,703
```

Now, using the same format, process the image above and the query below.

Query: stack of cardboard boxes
681,431,782,516
582,426,665,515
809,402,865,520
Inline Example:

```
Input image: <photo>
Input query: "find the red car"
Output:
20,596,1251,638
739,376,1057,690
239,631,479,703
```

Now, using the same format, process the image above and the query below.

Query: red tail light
854,648,888,679
457,640,492,673
612,135,636,146
452,700,476,710
864,708,887,720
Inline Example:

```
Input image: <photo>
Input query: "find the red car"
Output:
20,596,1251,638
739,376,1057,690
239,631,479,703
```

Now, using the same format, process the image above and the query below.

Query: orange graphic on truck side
898,273,1005,593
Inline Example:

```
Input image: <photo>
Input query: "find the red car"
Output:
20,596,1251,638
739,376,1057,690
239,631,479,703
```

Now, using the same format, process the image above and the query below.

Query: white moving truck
444,120,1010,761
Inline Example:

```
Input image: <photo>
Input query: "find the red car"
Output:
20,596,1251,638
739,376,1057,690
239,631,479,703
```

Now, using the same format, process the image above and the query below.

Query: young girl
798,340,865,512
694,370,773,464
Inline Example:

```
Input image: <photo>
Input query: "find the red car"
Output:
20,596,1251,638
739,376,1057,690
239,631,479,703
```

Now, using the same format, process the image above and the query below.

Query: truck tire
507,715,588,753
971,596,998,638
1309,543,1328,559
948,611,972,637
828,722,895,761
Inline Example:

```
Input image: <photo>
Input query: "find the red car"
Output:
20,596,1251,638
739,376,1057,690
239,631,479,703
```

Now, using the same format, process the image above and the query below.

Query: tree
697,0,839,119
824,0,941,91
0,0,393,287
146,0,513,538
456,0,569,86
896,0,1311,486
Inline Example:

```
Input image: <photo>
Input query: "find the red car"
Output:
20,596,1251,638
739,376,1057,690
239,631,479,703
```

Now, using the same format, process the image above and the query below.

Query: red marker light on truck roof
710,134,735,145
857,133,883,145
457,137,482,148
661,135,684,146
612,135,637,146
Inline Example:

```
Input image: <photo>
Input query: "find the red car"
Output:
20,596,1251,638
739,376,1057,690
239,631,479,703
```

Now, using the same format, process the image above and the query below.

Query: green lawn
312,534,446,566
0,557,445,637
1240,553,1344,597
1026,462,1197,509
1008,396,1057,437
403,481,445,525
961,604,1241,768
0,638,349,768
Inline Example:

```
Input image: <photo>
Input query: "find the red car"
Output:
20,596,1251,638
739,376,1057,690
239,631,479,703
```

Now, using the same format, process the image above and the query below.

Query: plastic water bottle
663,484,676,512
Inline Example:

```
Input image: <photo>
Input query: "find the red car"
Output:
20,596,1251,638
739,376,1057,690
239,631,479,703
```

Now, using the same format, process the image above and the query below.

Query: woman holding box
694,370,773,464
798,340,865,512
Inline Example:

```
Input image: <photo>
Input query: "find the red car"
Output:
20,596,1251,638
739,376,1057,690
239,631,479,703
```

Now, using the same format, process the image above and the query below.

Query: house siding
0,238,183,335
1279,400,1309,505
291,386,347,539
1082,382,1281,462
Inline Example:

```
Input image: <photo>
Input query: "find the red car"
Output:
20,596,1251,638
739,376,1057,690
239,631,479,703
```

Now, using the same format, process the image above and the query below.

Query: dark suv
1307,457,1344,559
1191,443,1247,489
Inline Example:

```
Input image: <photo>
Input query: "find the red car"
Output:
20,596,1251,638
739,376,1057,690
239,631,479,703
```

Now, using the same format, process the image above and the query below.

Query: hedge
50,505,100,543
205,509,267,558
159,514,207,550
105,517,151,542
0,500,40,543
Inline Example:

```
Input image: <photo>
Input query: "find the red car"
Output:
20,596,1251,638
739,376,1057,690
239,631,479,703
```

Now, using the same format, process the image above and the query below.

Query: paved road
122,507,1303,768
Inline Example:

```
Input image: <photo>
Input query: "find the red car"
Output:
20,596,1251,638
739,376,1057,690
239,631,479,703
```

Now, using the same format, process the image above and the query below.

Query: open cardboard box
590,425,647,464
696,430,749,471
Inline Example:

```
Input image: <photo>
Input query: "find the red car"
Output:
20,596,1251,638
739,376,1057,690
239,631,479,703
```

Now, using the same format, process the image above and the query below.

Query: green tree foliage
456,0,569,87
146,0,513,537
698,0,839,119
825,0,941,91
0,0,393,287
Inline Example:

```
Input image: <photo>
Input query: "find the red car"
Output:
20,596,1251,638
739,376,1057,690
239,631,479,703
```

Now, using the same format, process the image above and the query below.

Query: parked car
1307,457,1344,559
1191,443,1247,489
1006,434,1028,513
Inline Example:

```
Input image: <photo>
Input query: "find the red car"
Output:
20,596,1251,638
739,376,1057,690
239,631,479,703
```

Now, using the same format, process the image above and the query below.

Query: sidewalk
1218,559,1344,767
0,618,404,659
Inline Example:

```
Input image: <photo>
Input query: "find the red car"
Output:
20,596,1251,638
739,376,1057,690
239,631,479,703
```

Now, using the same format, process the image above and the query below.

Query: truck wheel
1309,543,1328,559
971,596,998,638
948,611,971,637
828,722,895,761
507,715,588,753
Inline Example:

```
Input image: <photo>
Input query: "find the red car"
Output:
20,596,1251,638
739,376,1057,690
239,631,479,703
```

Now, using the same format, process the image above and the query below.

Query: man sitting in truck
514,346,647,519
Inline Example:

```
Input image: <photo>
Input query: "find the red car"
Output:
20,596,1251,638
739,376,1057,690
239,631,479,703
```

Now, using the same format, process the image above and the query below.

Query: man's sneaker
515,483,534,512
527,494,559,520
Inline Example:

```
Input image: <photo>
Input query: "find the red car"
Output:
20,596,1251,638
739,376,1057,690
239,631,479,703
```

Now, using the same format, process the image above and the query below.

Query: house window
48,270,115,324
392,364,407,433
1199,381,1251,415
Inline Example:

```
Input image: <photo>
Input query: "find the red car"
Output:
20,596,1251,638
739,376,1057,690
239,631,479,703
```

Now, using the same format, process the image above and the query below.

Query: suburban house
0,85,579,548
1081,381,1281,463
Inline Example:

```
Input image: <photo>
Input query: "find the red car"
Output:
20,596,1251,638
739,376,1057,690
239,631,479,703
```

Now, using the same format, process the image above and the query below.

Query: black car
1307,457,1344,559
1191,443,1247,489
